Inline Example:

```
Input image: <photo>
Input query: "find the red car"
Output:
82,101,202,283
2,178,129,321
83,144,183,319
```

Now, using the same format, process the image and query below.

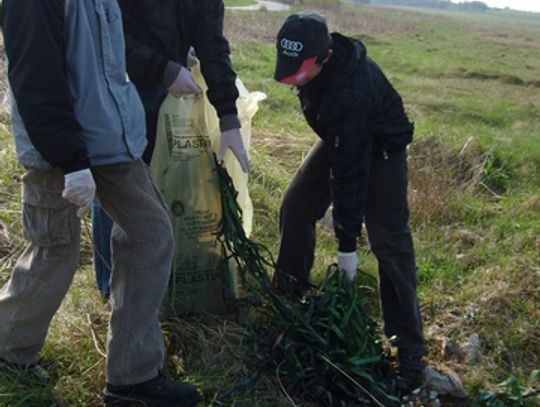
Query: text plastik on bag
274,12,331,85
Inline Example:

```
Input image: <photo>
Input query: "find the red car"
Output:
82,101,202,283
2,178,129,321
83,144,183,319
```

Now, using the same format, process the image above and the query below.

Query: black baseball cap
274,12,331,85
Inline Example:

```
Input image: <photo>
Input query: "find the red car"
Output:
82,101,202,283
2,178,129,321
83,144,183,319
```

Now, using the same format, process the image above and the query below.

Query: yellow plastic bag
150,63,265,315
204,74,266,237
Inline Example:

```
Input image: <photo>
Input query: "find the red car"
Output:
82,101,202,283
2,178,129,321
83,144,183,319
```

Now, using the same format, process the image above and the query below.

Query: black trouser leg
142,108,159,165
364,151,425,356
276,140,332,294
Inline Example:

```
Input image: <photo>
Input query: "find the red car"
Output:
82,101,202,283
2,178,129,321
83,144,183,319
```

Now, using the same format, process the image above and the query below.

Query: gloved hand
62,168,96,217
217,128,250,173
186,46,198,68
338,251,358,282
168,66,202,98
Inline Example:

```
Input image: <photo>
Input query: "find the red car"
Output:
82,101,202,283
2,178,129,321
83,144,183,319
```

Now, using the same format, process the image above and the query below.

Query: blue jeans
92,201,113,296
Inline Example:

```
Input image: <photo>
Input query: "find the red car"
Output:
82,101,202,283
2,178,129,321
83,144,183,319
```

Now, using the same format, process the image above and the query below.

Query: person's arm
195,0,250,172
118,0,175,86
194,0,240,132
2,0,88,173
324,94,372,254
118,1,201,97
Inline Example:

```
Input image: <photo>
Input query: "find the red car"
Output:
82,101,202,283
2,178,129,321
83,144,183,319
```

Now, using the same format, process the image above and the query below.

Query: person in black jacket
118,0,247,168
273,12,426,392
92,0,248,297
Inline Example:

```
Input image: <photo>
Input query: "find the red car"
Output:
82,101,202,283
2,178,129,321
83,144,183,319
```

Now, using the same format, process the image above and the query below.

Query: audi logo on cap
280,38,304,52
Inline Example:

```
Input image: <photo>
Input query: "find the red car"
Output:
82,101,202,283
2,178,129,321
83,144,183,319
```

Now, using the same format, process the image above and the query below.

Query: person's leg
91,160,173,385
93,160,200,406
142,103,160,165
91,201,113,298
0,168,80,366
275,140,332,295
364,151,425,360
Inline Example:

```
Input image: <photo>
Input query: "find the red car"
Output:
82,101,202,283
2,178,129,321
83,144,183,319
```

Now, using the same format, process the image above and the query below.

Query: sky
454,0,540,12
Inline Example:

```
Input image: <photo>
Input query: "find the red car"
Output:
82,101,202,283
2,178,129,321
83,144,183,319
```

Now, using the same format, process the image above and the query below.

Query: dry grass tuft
162,315,296,405
0,222,10,255
524,195,540,212
225,3,416,48
225,11,286,45
0,37,9,121
408,136,489,222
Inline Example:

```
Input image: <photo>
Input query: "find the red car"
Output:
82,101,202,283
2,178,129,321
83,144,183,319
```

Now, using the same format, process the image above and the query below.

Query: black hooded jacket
299,33,414,251
118,0,239,129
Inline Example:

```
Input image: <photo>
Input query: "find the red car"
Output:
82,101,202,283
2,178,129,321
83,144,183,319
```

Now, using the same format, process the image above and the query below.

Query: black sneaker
103,373,201,407
0,358,50,384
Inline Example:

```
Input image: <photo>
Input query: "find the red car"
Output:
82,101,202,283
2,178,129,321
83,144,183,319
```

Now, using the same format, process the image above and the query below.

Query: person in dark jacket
118,0,247,167
0,1,200,406
92,0,249,297
273,12,426,392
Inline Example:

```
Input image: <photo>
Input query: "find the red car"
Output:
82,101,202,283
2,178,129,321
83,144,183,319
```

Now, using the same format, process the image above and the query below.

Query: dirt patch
450,69,540,89
526,79,540,88
524,196,540,212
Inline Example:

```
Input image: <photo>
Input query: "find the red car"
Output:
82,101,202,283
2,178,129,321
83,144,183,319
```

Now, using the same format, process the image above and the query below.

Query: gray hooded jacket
3,0,146,173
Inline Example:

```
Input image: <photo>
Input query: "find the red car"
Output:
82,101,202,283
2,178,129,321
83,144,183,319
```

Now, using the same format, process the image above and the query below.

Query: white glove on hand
217,128,250,173
62,169,96,217
338,251,358,282
168,66,202,98
186,47,198,68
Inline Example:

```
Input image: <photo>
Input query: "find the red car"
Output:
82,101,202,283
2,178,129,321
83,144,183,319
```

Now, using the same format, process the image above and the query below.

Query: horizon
453,0,540,13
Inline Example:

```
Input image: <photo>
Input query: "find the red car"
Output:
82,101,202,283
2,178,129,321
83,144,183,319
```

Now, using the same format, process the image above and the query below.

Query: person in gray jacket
0,1,200,406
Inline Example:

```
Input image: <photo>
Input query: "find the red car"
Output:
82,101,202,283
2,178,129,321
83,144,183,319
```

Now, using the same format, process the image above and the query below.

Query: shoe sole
103,392,200,407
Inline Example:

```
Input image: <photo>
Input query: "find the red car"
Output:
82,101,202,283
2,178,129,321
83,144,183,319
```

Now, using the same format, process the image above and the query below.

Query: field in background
0,1,539,406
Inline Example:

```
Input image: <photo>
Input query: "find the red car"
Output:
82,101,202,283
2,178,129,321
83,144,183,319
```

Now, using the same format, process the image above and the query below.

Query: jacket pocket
22,185,76,247
98,0,121,24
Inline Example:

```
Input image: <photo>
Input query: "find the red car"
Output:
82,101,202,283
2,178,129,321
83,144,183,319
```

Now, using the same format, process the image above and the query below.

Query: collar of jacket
300,33,367,90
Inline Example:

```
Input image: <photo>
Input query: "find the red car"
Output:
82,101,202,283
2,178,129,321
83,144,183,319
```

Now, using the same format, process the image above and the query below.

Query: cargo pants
0,160,173,385
276,140,425,355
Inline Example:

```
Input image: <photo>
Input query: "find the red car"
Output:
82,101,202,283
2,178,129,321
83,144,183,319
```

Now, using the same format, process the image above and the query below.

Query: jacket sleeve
2,0,89,173
118,0,172,86
323,92,372,252
194,0,240,130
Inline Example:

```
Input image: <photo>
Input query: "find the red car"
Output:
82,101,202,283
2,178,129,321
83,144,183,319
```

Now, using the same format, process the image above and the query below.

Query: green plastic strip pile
216,163,402,406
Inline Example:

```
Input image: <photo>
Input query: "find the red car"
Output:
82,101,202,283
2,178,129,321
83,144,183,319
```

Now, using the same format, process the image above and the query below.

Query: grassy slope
0,2,539,406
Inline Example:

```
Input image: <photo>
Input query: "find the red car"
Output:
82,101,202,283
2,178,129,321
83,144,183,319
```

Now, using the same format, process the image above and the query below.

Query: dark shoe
0,358,50,384
399,366,424,394
398,352,425,394
103,373,200,407
272,271,311,297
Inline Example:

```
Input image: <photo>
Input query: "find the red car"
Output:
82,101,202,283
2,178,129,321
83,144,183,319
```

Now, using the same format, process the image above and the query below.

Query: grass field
224,0,258,7
0,1,539,406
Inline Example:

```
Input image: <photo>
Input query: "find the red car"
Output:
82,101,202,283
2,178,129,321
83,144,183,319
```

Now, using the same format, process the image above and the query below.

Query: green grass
224,0,257,7
0,2,539,406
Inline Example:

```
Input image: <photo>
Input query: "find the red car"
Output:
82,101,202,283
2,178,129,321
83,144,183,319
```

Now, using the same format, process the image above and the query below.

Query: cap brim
275,56,318,86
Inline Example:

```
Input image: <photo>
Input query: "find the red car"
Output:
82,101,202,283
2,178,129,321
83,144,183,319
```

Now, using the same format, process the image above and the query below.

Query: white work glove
217,128,250,173
338,251,358,282
186,46,198,68
168,66,202,98
62,169,96,217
